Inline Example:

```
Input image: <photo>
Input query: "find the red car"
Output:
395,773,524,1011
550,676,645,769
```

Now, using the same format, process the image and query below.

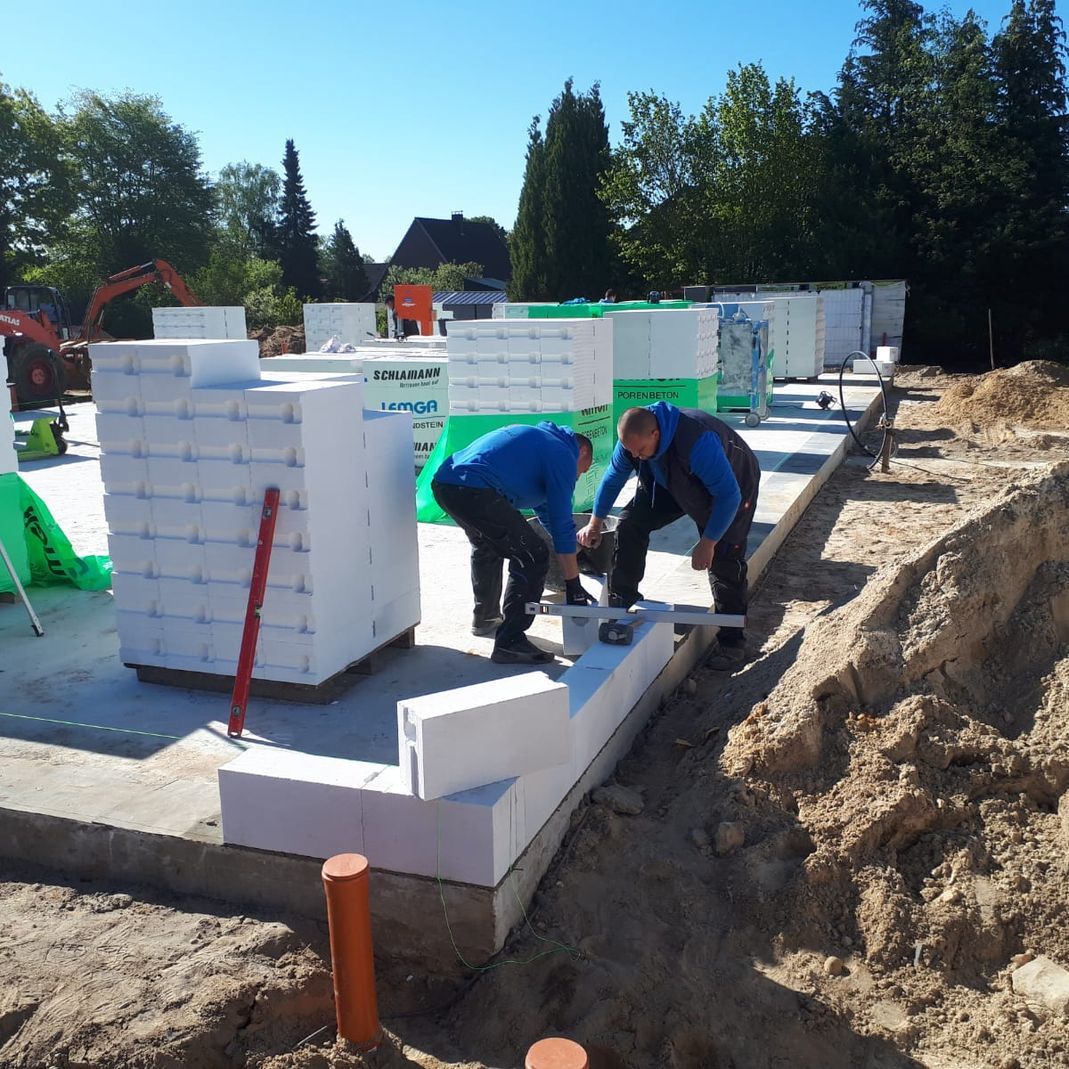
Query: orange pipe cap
525,1037,589,1069
322,853,370,882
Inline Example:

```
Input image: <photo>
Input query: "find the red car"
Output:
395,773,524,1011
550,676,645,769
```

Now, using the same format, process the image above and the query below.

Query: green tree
510,117,548,299
992,0,1069,354
277,139,320,299
467,215,509,246
322,220,369,300
216,161,280,258
0,80,74,290
541,80,613,299
601,92,719,289
58,90,215,275
383,261,483,295
708,65,822,281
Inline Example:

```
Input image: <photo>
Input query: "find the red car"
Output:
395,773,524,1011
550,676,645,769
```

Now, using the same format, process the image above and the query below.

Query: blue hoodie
592,401,742,542
433,422,580,553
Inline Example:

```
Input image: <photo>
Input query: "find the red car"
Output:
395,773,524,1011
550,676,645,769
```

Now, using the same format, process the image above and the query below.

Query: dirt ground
250,325,306,357
2,363,1068,1069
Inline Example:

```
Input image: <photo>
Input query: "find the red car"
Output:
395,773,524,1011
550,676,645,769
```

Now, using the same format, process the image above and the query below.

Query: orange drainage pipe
321,853,382,1050
525,1037,589,1069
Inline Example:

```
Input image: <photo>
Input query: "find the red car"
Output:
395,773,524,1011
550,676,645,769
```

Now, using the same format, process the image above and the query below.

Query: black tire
9,343,66,405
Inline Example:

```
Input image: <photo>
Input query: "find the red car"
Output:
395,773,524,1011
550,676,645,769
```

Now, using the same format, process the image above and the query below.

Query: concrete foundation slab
1,374,882,961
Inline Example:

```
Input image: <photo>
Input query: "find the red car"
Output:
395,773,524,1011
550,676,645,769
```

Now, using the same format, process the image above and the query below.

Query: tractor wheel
9,343,66,406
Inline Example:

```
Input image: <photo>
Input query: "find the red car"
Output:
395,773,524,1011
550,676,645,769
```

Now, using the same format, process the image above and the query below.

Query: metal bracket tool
526,602,746,646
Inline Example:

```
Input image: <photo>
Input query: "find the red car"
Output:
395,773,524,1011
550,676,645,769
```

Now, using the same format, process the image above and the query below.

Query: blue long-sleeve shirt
592,402,742,543
433,422,580,553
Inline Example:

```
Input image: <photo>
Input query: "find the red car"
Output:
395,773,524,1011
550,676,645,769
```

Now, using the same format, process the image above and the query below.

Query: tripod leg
0,534,43,636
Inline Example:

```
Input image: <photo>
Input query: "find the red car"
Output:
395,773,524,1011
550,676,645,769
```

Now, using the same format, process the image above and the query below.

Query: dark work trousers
611,480,758,643
431,480,550,644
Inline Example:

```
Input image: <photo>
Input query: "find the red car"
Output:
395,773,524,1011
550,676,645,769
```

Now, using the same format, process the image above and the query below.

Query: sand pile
932,360,1069,430
718,461,1069,1064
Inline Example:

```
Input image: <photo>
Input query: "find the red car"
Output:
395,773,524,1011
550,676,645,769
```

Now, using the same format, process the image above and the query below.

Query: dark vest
637,408,759,529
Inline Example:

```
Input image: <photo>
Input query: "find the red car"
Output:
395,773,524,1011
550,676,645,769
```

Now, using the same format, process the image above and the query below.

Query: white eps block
219,748,384,858
397,671,569,800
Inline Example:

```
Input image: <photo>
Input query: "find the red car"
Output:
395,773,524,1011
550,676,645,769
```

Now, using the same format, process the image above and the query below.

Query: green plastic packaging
0,473,112,592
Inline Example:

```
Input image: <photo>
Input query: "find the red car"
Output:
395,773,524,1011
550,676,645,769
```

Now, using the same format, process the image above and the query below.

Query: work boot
608,592,638,610
471,614,505,637
706,638,747,672
490,634,554,665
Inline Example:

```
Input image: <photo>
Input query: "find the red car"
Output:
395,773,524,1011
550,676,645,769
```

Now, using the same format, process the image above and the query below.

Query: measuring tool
526,602,745,646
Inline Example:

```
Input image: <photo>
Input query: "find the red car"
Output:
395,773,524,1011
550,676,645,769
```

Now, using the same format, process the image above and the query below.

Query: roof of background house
433,290,508,305
358,263,390,301
409,215,511,281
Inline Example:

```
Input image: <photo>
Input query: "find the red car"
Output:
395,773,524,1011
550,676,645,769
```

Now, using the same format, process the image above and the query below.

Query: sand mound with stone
719,461,1069,1056
932,360,1069,430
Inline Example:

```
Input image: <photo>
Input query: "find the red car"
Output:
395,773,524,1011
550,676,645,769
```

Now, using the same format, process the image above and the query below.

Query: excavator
1,259,200,407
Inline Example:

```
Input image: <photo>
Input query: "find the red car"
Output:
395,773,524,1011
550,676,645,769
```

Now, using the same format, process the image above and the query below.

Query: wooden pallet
128,626,417,706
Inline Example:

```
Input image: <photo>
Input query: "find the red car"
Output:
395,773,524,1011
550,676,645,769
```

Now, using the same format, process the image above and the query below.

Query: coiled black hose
838,349,891,470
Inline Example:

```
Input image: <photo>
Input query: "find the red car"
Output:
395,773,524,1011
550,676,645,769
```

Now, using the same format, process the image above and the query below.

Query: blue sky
1,0,1035,262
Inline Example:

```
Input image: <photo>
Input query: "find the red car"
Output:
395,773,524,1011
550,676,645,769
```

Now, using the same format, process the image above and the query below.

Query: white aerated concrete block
397,672,569,801
360,765,527,886
219,749,387,858
152,305,247,340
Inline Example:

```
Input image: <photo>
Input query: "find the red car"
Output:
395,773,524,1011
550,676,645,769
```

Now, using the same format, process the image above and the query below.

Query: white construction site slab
398,672,569,801
2,373,882,911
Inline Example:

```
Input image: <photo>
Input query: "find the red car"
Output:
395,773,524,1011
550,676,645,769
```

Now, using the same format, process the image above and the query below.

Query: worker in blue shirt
432,423,596,665
578,403,760,660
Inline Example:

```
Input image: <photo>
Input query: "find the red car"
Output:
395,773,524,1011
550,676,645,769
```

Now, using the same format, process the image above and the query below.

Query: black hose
838,350,890,469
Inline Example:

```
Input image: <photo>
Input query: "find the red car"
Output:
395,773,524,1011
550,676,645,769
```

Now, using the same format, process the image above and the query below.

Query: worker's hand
577,518,605,549
565,577,596,606
691,538,716,572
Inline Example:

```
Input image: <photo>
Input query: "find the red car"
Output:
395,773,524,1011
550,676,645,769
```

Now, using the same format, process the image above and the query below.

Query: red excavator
1,259,200,407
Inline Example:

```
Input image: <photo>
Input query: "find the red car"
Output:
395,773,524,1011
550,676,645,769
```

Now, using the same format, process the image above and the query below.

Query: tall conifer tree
510,118,547,300
277,139,320,299
541,80,612,299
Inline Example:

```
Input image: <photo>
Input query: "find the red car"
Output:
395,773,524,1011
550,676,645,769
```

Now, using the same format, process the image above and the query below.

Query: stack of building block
303,303,377,352
602,308,719,379
818,287,868,367
152,306,247,340
362,355,448,468
445,319,613,413
93,339,419,686
713,294,826,379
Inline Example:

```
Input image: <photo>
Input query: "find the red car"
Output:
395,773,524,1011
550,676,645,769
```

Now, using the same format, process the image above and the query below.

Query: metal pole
988,309,995,371
0,533,44,636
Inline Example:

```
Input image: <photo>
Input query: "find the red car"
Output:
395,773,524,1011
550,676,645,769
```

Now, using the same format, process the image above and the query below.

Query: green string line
436,801,580,973
0,710,183,741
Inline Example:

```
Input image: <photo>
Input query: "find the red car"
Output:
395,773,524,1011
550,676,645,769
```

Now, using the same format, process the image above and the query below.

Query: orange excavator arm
79,259,201,342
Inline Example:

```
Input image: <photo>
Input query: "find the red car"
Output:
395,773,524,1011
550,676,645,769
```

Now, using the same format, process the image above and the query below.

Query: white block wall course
111,571,160,612
360,764,525,886
106,533,157,577
219,750,386,859
397,671,569,801
361,411,420,634
189,384,255,421
89,368,144,407
192,418,249,457
157,576,211,622
98,455,151,499
94,411,146,452
153,540,206,582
